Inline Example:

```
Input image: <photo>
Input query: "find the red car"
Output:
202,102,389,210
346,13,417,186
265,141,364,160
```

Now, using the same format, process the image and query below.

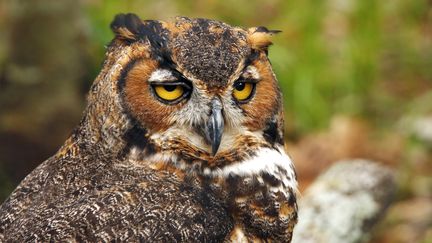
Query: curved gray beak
206,98,224,156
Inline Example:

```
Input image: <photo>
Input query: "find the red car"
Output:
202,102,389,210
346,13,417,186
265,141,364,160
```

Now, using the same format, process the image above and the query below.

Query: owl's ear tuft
247,27,281,51
110,13,143,42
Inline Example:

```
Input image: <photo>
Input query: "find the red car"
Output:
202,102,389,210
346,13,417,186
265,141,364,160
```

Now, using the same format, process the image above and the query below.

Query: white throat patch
203,146,298,191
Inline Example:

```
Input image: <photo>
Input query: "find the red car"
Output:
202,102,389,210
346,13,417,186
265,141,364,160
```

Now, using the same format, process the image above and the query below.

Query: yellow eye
154,85,185,101
233,82,255,101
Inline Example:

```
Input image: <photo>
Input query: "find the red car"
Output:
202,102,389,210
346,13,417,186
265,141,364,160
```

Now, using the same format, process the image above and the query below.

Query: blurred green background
0,0,431,241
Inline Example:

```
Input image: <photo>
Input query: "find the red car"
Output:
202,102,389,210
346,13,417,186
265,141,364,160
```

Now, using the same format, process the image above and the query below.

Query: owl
0,14,298,242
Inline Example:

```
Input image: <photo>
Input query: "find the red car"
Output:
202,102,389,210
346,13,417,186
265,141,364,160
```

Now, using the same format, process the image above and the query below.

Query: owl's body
0,15,297,242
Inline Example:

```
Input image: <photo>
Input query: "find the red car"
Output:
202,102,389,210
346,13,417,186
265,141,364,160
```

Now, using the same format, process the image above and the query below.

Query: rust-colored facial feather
123,59,176,133
241,54,281,131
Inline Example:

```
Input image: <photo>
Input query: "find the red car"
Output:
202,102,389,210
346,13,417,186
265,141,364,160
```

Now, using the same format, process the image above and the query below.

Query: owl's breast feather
203,145,298,241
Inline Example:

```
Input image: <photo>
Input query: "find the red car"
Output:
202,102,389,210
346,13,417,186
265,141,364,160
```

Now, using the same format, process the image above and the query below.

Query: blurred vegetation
0,0,431,241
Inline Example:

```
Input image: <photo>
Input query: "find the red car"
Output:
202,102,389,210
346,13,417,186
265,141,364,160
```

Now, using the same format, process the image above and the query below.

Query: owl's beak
206,98,224,156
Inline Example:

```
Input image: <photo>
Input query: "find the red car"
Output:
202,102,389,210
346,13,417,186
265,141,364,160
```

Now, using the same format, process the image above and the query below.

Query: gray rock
292,160,396,243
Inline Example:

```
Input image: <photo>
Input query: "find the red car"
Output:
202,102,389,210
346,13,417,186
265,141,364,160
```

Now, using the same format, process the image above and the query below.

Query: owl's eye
152,83,190,103
233,81,255,102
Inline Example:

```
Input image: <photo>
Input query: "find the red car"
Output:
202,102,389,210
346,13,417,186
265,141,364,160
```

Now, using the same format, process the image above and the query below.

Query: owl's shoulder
0,154,233,241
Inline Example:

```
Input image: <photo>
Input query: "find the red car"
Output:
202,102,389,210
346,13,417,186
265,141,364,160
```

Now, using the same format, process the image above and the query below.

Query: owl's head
85,14,285,173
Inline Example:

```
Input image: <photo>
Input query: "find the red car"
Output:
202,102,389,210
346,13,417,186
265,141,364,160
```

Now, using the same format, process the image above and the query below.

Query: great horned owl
0,14,298,242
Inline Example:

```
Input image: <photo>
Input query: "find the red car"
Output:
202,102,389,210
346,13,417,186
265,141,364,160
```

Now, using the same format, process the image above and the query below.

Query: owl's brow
148,69,177,82
240,66,261,81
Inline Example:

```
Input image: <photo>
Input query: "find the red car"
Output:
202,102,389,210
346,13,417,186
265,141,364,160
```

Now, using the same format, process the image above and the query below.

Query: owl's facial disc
123,53,283,163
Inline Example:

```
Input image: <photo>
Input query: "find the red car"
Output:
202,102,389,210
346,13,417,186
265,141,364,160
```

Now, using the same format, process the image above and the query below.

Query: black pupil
235,82,246,91
164,85,177,92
